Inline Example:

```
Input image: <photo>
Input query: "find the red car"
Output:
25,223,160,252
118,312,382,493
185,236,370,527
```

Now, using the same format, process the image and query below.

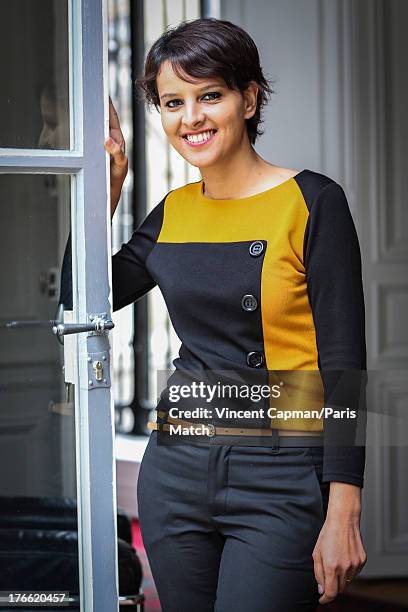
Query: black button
246,351,264,368
249,241,264,257
241,294,258,311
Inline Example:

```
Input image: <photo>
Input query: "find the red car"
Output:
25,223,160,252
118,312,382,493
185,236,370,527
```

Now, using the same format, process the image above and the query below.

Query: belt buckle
206,424,216,437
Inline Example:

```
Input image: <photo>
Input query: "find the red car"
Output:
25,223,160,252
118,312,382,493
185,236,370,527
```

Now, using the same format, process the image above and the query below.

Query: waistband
147,412,325,448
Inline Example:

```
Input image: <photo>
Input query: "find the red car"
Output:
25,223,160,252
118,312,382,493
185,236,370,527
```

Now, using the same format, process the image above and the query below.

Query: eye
201,91,222,101
165,99,183,109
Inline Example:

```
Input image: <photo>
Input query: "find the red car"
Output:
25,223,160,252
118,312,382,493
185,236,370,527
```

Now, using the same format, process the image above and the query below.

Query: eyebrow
160,83,223,101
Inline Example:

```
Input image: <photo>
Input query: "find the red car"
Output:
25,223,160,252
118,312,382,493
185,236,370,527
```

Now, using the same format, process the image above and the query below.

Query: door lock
85,351,110,389
93,360,104,381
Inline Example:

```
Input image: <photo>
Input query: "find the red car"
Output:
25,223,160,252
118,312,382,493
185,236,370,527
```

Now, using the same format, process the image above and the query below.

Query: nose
181,100,205,129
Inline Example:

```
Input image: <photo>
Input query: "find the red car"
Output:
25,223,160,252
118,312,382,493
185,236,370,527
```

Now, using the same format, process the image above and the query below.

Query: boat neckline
197,169,309,202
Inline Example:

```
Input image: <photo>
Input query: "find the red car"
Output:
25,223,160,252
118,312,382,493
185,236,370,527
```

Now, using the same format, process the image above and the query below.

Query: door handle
53,314,114,336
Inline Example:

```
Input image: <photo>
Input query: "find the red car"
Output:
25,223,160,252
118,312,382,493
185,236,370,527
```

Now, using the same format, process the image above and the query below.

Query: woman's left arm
303,179,368,604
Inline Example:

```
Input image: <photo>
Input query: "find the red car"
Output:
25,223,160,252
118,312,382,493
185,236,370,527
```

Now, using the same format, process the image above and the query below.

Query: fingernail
105,137,113,146
318,584,324,594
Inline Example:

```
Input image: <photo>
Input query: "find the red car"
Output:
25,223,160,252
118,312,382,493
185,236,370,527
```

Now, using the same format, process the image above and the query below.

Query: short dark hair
137,17,274,145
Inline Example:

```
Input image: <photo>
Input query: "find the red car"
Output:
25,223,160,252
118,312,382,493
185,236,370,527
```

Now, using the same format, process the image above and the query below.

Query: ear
243,81,259,120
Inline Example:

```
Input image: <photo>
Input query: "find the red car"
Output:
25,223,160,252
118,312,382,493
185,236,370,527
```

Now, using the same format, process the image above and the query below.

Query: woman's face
156,60,258,169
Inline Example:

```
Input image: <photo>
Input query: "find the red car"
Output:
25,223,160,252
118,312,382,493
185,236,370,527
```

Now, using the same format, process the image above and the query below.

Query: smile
182,129,217,147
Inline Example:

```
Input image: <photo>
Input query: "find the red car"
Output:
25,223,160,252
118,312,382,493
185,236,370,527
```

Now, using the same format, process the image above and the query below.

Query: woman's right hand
104,97,128,218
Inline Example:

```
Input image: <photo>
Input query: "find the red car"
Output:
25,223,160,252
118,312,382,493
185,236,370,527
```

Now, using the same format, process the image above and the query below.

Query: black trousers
137,431,329,612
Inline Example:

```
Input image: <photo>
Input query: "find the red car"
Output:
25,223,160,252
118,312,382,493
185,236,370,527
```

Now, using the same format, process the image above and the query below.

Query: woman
105,17,367,612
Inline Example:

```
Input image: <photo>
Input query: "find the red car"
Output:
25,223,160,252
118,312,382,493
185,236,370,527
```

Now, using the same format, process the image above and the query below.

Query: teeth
186,130,215,143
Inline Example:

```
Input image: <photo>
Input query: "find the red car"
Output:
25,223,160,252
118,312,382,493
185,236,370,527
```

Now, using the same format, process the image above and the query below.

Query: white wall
221,0,345,183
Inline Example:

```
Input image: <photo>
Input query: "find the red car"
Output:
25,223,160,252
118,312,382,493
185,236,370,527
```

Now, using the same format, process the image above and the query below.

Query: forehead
156,60,224,94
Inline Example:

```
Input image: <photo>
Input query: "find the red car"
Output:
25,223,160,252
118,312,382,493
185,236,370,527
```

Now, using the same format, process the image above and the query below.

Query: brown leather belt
147,411,323,438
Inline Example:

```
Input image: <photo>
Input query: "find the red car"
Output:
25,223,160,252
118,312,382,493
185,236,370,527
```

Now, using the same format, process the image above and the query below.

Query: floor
317,592,408,612
346,579,408,607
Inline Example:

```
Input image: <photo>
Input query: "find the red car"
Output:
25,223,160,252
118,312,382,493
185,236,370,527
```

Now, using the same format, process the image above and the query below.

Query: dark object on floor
0,496,143,608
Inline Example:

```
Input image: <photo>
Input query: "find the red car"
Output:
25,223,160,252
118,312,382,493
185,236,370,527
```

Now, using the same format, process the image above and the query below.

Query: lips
182,129,217,147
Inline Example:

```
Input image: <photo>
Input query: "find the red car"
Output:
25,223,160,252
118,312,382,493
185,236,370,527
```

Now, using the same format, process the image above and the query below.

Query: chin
170,138,223,169
183,152,222,169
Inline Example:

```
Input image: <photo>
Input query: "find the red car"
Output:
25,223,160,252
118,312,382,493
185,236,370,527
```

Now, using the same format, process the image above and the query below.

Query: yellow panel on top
158,178,324,431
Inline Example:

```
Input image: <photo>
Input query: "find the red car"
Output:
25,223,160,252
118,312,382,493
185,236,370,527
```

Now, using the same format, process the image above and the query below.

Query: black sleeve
304,181,367,488
111,196,166,311
59,195,166,312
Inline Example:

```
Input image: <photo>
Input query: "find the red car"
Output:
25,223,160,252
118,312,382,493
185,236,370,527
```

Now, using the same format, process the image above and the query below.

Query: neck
199,139,268,199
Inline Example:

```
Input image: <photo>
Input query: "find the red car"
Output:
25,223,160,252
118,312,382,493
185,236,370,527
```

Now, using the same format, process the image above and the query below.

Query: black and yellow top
111,168,367,487
60,168,367,487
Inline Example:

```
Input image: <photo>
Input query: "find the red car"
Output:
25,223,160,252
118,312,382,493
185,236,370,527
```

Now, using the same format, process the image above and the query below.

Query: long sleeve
59,195,166,312
111,196,166,311
303,180,367,488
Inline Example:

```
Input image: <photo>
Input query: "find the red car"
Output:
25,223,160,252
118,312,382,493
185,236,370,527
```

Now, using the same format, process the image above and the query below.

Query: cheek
160,112,179,138
210,102,246,135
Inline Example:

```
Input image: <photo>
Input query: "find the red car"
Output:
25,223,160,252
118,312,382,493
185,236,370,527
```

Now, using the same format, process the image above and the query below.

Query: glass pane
0,174,79,607
0,0,70,149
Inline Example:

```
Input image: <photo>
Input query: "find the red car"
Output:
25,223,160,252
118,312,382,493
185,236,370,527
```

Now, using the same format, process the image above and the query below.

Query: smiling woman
104,16,369,612
138,18,273,144
157,63,247,167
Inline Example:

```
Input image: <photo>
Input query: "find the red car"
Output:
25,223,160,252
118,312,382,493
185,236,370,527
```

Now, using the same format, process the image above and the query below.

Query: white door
0,1,119,609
